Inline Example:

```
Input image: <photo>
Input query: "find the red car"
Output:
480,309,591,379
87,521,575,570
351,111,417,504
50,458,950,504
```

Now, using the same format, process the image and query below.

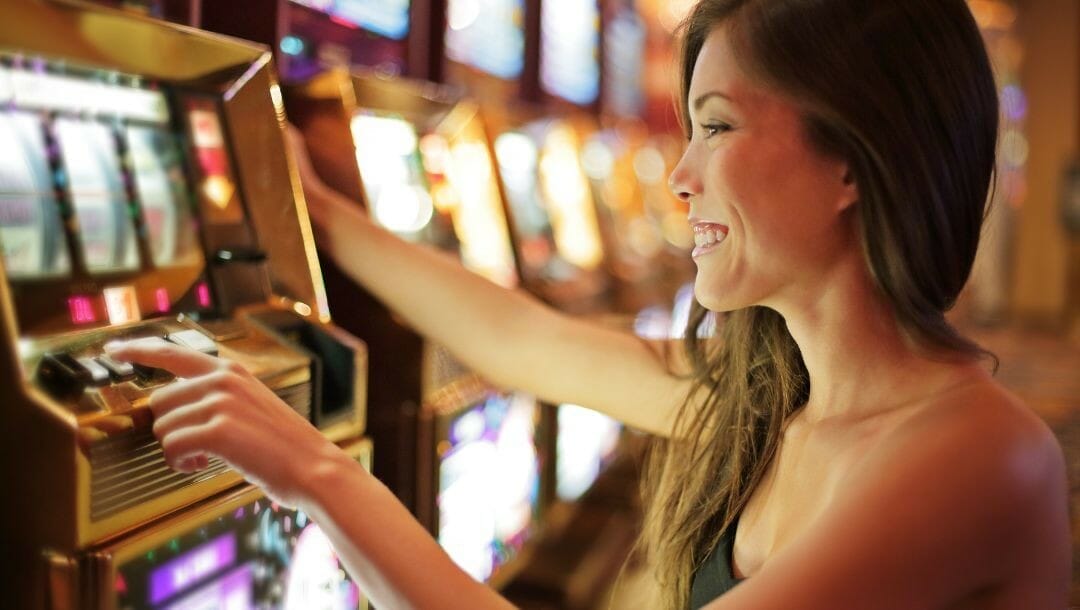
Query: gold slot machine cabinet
0,1,369,607
283,68,549,589
194,0,552,588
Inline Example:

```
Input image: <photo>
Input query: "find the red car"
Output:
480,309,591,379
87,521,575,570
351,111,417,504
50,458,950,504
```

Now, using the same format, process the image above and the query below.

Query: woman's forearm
307,187,687,435
300,448,516,610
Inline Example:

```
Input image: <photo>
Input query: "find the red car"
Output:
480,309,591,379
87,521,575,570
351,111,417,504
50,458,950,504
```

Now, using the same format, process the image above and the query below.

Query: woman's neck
770,252,981,424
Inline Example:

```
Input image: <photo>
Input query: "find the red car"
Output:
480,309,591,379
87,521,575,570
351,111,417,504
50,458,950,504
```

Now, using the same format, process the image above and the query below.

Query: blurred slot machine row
0,0,695,608
0,1,370,608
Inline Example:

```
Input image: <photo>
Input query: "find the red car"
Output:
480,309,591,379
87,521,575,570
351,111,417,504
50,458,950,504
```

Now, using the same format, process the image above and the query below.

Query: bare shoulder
883,376,1065,496
852,375,1070,596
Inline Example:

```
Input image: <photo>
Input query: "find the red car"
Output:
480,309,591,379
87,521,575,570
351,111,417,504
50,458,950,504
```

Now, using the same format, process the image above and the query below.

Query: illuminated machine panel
0,109,69,279
0,3,367,608
494,120,604,273
444,0,526,79
555,404,622,503
424,390,542,586
349,97,518,289
540,0,601,105
292,0,411,40
101,440,372,610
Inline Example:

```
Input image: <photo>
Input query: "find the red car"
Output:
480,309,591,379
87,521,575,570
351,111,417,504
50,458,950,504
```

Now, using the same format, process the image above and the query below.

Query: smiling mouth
691,221,729,256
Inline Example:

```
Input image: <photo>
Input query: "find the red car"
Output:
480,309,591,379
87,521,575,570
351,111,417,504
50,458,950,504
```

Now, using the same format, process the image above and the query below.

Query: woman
107,0,1070,607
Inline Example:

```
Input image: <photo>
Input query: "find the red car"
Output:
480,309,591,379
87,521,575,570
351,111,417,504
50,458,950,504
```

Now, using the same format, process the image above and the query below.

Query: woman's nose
668,149,701,202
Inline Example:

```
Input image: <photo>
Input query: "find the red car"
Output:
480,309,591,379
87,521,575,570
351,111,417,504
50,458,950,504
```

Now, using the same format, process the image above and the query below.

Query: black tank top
689,518,745,609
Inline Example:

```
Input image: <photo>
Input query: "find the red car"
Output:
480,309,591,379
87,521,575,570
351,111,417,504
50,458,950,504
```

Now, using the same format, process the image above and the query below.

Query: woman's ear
838,165,859,212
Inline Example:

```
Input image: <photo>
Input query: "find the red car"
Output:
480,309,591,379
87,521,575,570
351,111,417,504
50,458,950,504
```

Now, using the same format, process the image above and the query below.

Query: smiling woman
105,0,1069,609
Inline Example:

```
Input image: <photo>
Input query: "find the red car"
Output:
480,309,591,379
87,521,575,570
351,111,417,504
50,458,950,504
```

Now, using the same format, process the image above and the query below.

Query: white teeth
694,229,725,249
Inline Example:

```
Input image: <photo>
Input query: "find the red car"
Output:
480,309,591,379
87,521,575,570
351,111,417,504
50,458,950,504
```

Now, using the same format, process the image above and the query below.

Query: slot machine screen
444,0,526,79
540,0,600,105
350,113,437,239
126,125,201,269
603,2,646,117
494,131,557,275
114,495,362,610
54,117,139,274
290,0,410,40
555,403,621,502
0,109,70,279
437,393,541,583
0,57,223,336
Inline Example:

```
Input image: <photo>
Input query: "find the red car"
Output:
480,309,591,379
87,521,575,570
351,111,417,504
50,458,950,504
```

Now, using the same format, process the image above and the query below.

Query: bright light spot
448,0,481,31
373,183,434,233
581,139,615,180
280,36,305,56
202,175,235,209
633,147,666,185
293,301,313,317
495,132,538,175
351,115,418,157
420,134,450,174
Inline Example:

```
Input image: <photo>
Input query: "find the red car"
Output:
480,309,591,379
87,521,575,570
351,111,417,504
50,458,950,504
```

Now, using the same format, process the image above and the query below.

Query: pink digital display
67,295,97,325
196,282,212,308
154,287,170,313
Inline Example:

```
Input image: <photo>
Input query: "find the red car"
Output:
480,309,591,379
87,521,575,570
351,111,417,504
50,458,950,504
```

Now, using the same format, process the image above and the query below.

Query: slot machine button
76,357,110,387
37,353,92,398
166,329,219,357
95,354,136,382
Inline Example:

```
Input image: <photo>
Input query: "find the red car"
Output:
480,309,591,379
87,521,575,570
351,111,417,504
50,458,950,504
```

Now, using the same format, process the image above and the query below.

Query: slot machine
0,1,368,607
283,68,548,588
442,0,613,315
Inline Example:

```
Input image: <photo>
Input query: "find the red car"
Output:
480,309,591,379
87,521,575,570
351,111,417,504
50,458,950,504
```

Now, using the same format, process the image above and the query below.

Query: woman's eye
701,123,730,138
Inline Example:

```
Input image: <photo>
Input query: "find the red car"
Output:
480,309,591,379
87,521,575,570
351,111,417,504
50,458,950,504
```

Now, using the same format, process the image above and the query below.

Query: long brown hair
637,1,1000,608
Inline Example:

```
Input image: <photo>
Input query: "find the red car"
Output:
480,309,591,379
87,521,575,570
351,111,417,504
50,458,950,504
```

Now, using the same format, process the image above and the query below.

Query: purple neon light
163,564,253,610
148,533,237,605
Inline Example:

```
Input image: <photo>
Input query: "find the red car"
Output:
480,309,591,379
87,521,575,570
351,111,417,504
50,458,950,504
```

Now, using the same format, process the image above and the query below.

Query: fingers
148,367,249,415
103,337,222,378
158,423,222,472
152,396,218,440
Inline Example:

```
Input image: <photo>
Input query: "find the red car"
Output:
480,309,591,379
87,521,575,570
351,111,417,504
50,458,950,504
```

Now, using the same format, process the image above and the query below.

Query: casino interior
0,0,1076,608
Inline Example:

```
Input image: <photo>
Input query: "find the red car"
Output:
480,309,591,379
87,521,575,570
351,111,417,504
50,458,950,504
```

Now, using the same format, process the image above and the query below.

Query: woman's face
670,27,858,313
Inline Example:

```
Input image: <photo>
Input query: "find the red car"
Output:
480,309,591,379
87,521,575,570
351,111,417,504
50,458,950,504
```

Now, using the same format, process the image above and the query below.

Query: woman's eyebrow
693,90,736,112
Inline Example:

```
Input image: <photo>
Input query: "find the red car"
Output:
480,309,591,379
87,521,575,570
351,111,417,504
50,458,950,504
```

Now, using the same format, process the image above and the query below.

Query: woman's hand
104,337,346,508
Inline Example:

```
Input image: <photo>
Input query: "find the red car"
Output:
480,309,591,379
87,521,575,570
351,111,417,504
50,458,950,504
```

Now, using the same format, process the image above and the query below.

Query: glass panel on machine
538,124,603,269
350,114,436,237
438,393,540,583
126,125,200,268
185,98,245,226
0,109,70,278
540,0,601,104
445,0,526,79
54,118,140,274
333,0,412,40
556,403,622,502
115,496,362,609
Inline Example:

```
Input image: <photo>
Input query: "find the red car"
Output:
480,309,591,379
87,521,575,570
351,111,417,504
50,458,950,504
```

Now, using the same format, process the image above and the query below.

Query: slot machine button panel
37,353,93,398
166,329,218,356
95,354,136,382
76,357,110,387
